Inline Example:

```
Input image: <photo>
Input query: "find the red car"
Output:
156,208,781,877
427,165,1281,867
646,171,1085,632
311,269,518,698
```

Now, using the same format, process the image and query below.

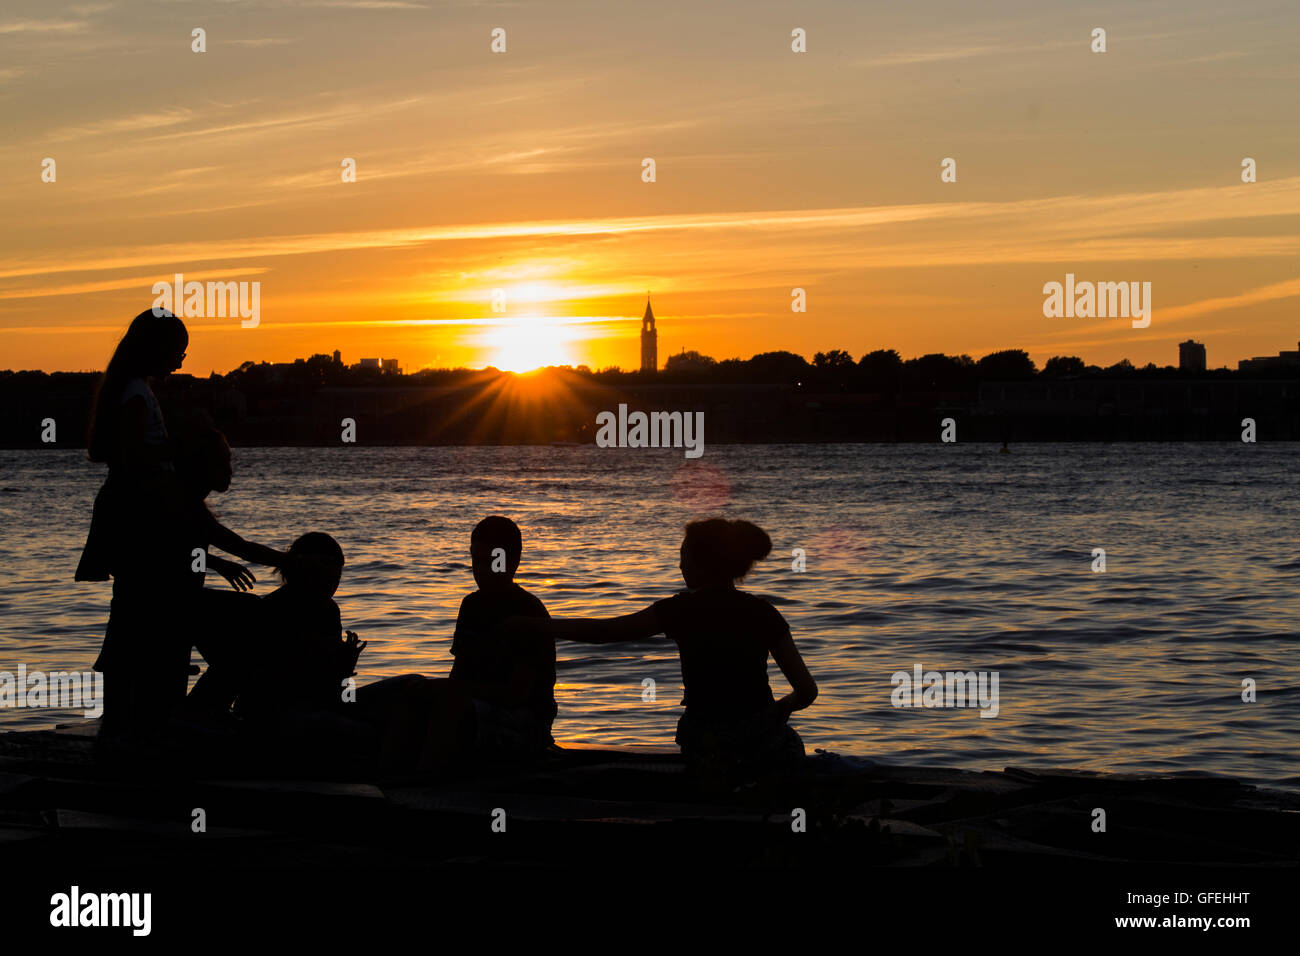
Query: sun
484,317,576,372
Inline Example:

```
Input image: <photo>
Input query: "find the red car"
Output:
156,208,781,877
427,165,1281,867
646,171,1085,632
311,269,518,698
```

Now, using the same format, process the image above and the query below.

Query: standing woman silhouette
76,309,194,731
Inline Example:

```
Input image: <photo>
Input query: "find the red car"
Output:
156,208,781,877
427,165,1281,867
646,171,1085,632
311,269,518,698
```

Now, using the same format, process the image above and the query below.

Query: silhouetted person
356,515,554,774
236,533,365,721
173,427,291,717
76,309,192,733
449,515,555,752
230,533,374,767
515,518,817,789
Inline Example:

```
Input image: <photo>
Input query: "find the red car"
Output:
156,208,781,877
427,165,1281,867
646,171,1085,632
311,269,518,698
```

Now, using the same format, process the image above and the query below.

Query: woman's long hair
86,309,188,463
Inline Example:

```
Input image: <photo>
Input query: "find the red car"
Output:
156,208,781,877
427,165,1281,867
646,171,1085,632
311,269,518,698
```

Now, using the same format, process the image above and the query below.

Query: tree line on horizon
0,346,1265,396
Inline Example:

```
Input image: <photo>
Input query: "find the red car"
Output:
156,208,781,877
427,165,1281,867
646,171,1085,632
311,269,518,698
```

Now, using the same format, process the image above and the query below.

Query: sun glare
485,317,576,372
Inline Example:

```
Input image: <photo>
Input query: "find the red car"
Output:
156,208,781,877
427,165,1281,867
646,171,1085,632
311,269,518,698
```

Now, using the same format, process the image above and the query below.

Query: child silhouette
515,518,817,788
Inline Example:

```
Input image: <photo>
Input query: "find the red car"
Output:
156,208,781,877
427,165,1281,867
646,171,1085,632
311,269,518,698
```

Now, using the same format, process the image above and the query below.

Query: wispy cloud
288,0,428,8
229,37,298,47
46,108,194,141
0,18,90,34
857,43,1017,67
0,268,269,302
5,176,1299,284
195,0,428,7
1157,277,1300,322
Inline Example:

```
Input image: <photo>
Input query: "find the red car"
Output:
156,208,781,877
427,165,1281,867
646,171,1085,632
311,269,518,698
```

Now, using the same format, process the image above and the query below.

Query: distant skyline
2,0,1298,374
36,330,1283,377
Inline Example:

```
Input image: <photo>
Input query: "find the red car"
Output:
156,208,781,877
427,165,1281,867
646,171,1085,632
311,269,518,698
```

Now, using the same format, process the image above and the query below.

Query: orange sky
2,0,1298,374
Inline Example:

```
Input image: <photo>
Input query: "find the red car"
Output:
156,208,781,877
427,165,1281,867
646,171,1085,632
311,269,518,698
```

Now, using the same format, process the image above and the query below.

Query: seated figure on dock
178,426,289,719
233,532,372,759
448,515,556,756
356,515,555,774
510,518,817,791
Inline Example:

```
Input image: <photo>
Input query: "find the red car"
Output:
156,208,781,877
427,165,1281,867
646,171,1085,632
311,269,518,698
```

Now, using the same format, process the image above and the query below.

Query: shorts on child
470,698,553,756
675,702,805,780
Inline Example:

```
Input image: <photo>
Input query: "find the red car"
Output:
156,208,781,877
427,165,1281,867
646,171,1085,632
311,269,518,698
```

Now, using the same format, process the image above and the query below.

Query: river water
1,443,1296,787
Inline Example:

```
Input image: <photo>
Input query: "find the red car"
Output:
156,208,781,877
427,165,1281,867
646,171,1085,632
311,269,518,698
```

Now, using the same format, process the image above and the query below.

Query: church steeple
640,294,658,373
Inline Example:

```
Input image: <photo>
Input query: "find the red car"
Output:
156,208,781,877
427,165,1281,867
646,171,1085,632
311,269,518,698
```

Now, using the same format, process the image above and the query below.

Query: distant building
640,296,657,373
1179,339,1206,372
381,358,401,374
267,362,296,382
358,358,380,370
1238,340,1300,372
664,348,716,373
332,350,342,365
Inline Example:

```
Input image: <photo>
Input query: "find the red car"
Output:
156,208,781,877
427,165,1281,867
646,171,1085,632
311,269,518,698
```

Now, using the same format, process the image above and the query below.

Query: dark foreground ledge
1,722,1297,870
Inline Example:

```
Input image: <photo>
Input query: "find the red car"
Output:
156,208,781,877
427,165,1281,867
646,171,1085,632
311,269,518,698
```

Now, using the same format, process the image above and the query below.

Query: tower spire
640,294,657,372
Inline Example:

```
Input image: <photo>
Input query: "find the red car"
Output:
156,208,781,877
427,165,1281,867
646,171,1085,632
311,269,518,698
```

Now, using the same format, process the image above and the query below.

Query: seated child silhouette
236,533,367,739
352,516,553,774
448,515,555,756
512,518,817,791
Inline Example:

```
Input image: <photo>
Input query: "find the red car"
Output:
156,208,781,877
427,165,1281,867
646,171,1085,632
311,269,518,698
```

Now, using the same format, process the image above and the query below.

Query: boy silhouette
354,516,555,773
449,516,556,755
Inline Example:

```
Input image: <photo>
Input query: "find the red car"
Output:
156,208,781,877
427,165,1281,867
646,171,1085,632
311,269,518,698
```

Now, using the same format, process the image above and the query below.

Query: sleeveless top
119,377,170,464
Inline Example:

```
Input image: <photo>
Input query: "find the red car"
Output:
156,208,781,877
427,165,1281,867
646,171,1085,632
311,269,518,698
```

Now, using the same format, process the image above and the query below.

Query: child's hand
342,630,367,672
215,560,256,592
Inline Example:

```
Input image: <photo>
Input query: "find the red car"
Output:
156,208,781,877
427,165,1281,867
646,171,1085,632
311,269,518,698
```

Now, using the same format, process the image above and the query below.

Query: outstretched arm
525,607,663,645
770,631,818,720
206,517,289,568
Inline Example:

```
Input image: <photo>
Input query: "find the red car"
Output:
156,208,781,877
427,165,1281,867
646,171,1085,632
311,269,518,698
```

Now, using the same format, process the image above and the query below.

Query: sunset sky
2,0,1298,374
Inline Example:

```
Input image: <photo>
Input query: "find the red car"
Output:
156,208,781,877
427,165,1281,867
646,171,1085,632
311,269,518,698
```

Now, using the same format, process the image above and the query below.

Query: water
1,443,1297,788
